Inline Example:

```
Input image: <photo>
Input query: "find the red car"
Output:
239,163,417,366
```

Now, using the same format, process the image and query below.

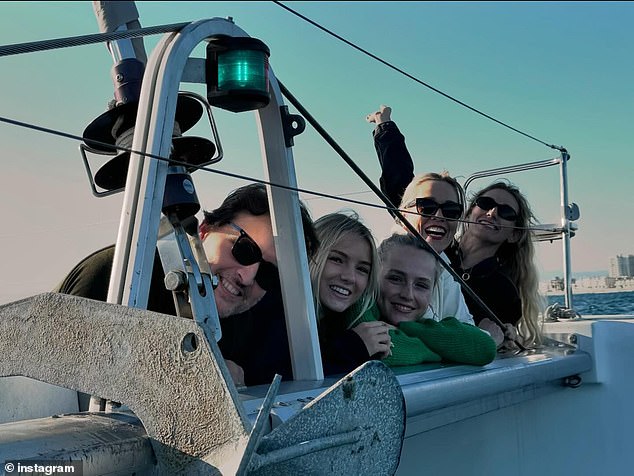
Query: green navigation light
206,36,271,113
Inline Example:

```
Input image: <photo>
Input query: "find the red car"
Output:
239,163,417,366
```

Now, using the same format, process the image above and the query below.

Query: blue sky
0,1,632,303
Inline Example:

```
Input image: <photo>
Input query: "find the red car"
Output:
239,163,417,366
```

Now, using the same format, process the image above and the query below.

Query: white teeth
425,226,447,237
330,285,351,296
220,276,241,296
394,303,414,312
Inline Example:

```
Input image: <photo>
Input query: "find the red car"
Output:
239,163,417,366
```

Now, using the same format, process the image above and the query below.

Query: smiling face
201,212,276,318
405,179,460,253
377,244,436,325
467,188,520,245
318,232,372,314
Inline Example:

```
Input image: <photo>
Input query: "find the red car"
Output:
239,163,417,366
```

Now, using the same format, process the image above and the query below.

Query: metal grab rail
463,157,562,190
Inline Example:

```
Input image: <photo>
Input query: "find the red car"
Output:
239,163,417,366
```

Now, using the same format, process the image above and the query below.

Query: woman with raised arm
367,105,544,347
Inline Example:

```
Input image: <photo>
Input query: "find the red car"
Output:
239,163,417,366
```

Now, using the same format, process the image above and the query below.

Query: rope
272,1,565,152
0,23,189,57
0,107,557,238
545,303,581,320
279,80,527,351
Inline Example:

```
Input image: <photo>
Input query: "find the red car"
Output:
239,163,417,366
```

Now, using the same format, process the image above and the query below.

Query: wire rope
271,1,566,152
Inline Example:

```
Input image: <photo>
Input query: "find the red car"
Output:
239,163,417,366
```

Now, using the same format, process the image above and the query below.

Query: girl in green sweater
355,233,496,367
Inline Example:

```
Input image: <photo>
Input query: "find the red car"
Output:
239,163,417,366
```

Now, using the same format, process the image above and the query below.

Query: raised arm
367,105,415,208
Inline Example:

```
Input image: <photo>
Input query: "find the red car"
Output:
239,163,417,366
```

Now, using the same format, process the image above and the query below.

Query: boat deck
241,340,592,438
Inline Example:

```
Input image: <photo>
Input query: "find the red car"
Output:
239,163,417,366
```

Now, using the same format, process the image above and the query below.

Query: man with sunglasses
55,183,319,390
199,215,279,319
198,185,319,387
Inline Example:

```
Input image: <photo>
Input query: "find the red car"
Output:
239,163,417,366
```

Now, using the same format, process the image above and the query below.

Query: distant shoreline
545,288,634,297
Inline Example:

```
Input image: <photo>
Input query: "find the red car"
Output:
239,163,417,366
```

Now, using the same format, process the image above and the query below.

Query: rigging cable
271,0,565,153
0,23,188,57
0,109,529,350
0,113,550,238
277,81,527,350
0,113,556,236
0,11,553,349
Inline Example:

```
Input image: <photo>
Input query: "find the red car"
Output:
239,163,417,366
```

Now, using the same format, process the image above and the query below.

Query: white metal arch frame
109,17,323,380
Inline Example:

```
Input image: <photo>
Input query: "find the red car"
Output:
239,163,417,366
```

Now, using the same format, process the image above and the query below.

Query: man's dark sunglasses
409,197,463,220
229,222,279,291
474,196,519,222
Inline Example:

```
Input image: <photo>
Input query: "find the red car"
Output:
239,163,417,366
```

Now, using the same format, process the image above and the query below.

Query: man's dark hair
200,183,319,258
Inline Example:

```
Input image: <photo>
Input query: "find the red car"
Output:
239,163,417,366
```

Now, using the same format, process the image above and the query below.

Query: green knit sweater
354,304,496,367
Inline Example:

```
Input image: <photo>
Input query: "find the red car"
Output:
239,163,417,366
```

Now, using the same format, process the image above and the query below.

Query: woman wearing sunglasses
454,182,544,347
367,105,543,347
393,173,476,327
309,211,391,376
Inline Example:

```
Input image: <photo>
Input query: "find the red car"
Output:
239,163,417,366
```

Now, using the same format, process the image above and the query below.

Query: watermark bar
4,461,83,476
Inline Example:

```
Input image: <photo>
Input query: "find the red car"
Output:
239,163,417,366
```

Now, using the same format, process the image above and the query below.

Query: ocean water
547,291,634,316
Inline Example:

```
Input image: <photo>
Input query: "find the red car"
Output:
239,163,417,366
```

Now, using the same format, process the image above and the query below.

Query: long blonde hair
465,181,546,346
310,211,379,327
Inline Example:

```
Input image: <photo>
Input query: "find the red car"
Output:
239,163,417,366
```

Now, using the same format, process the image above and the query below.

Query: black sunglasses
408,198,463,220
474,196,519,222
228,222,279,291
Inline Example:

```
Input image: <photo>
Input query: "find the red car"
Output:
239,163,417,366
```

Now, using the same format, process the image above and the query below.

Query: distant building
543,276,576,293
540,272,633,295
574,276,616,289
550,277,564,291
609,254,634,278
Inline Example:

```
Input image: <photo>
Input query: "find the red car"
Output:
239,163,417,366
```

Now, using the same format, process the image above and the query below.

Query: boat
1,2,633,475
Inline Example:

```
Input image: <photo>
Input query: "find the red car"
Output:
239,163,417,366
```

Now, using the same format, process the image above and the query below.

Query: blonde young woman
396,172,475,326
310,211,391,375
367,105,544,347
358,233,496,367
456,182,545,346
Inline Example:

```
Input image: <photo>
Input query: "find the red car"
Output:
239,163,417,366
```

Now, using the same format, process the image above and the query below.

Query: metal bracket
567,202,580,221
79,142,123,197
280,105,306,147
162,214,222,343
237,375,282,475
